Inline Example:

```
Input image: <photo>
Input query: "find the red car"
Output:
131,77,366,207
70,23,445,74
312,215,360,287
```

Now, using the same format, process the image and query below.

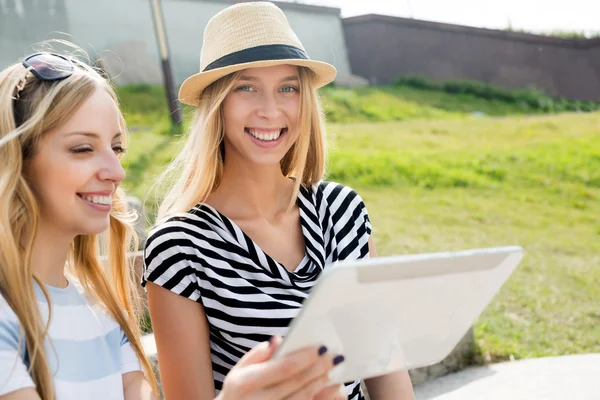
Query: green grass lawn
330,113,600,361
360,186,600,362
118,84,600,363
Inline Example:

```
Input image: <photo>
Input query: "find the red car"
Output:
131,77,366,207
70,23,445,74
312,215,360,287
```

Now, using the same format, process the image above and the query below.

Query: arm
123,371,158,400
363,237,415,400
148,286,343,400
146,282,216,400
364,373,414,400
0,389,41,400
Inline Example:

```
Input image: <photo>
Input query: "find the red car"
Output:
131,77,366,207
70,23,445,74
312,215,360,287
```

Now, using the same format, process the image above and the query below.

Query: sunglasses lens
25,53,74,80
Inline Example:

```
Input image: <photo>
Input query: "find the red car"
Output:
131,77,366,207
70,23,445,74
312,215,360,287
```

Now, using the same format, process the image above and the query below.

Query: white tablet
273,246,524,384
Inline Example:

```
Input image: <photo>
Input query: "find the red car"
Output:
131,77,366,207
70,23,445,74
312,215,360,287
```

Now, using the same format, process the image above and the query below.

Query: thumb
235,336,282,368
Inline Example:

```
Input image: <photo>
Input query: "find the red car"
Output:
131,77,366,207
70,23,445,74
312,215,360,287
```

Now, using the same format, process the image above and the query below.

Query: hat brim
178,59,337,106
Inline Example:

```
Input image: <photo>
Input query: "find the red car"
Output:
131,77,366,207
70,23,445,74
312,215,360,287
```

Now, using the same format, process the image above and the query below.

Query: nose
98,151,126,184
256,92,282,120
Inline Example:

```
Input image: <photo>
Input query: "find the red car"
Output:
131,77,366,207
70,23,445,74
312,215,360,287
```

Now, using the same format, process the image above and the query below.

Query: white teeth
82,195,112,205
247,129,282,141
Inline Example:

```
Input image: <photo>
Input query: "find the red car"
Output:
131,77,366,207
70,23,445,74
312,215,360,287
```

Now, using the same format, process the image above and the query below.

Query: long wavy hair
155,66,327,220
0,54,158,398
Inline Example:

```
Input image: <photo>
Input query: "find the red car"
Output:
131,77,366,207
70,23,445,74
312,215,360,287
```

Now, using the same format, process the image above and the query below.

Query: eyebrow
65,132,122,139
238,75,299,82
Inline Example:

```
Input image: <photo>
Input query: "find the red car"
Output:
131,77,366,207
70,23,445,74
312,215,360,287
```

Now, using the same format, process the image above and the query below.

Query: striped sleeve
319,182,372,259
141,218,203,303
0,300,35,396
354,190,372,237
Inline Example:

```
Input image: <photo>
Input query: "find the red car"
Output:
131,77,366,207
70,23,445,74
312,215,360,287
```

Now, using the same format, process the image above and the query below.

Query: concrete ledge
409,328,476,385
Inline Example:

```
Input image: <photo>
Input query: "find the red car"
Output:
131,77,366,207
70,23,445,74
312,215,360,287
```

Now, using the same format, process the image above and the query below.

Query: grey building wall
0,0,352,86
343,15,600,101
588,41,600,84
0,0,70,63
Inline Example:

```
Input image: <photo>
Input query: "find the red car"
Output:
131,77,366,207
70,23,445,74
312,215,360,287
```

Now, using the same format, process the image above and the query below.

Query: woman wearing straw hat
142,2,415,399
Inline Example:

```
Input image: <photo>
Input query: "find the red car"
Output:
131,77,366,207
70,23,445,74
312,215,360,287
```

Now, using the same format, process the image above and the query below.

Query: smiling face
25,88,126,237
221,64,301,167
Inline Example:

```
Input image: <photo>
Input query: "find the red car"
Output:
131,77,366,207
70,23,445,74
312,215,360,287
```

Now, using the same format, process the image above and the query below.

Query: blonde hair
156,66,327,220
0,55,158,398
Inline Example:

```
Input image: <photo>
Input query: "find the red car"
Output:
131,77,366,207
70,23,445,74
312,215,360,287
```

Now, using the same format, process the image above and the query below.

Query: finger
265,352,339,399
236,345,325,390
314,383,347,400
236,336,281,368
269,335,283,352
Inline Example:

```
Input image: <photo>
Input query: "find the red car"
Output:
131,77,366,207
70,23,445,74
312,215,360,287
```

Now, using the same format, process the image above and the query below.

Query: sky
284,0,599,36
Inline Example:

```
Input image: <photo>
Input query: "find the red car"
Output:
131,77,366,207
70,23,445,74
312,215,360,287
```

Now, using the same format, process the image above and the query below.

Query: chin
76,220,111,237
250,149,292,164
250,156,287,167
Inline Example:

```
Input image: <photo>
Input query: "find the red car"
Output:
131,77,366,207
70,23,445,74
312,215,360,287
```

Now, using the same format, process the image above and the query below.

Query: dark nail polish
333,355,345,365
318,346,328,355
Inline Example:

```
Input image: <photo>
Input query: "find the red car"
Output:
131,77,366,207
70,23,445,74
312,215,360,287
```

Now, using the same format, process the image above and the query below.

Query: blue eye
281,86,298,93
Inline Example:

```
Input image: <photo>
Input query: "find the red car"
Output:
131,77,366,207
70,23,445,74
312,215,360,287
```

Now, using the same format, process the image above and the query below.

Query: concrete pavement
414,353,600,400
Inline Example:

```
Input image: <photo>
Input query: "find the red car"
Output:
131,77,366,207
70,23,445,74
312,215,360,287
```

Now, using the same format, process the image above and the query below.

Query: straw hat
178,1,337,106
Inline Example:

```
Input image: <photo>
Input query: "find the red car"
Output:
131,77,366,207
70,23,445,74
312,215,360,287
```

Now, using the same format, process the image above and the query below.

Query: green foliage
392,75,440,91
319,87,455,122
393,76,600,114
543,30,590,39
117,84,192,134
505,26,600,39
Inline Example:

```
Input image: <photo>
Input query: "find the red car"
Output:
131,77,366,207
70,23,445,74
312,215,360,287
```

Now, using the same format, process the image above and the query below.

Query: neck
212,157,294,219
30,222,73,288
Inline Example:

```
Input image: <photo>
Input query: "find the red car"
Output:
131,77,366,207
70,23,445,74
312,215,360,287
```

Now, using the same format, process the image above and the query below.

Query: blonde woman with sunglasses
0,50,340,400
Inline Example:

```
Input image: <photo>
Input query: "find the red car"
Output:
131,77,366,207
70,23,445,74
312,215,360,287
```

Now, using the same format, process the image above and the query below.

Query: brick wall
343,15,600,100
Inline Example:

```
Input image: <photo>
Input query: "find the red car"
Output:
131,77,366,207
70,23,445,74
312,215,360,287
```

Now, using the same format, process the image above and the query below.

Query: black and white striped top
142,181,372,399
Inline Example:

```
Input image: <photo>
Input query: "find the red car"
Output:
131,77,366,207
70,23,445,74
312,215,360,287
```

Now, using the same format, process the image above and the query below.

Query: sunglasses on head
13,52,76,100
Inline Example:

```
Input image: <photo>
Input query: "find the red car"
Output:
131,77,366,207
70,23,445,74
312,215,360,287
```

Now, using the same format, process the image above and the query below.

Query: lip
246,127,286,131
245,127,287,149
76,191,113,213
77,196,112,213
77,190,114,196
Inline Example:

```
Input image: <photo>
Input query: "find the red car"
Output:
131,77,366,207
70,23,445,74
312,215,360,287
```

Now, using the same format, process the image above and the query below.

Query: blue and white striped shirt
0,279,141,399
